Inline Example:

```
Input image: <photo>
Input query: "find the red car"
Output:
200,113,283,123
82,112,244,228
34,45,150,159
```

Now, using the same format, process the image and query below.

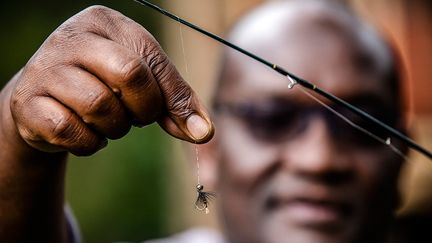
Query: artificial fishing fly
195,183,216,214
193,145,216,214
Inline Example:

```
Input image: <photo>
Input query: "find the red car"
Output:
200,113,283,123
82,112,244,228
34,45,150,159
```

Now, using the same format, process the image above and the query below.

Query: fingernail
187,114,210,140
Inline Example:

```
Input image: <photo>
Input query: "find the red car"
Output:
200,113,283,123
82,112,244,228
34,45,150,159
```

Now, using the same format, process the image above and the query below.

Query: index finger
67,6,214,143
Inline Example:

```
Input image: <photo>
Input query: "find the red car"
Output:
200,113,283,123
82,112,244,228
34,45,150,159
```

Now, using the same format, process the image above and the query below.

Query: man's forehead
216,0,395,104
226,0,391,72
229,0,353,48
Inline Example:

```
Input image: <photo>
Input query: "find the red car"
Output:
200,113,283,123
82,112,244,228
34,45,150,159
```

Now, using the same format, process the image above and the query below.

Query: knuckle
10,88,38,126
83,89,115,116
27,49,64,72
10,91,25,112
145,47,171,80
17,125,41,144
118,57,151,89
64,5,117,40
54,24,81,45
83,5,112,17
50,112,76,140
48,112,99,155
166,85,194,119
143,46,195,119
54,5,114,43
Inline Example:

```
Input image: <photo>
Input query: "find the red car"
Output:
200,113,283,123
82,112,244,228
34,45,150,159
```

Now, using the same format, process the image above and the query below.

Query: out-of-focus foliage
0,1,170,242
67,126,169,243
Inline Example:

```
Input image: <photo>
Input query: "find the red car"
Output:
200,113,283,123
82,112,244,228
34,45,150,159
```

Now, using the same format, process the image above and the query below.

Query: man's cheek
355,150,401,187
218,127,279,180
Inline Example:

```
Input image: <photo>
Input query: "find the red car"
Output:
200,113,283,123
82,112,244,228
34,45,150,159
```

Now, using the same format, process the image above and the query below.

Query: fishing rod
134,0,432,160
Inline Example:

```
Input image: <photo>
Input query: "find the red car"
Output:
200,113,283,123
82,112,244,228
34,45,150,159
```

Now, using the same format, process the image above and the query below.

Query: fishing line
195,145,200,184
133,0,431,160
176,16,215,214
177,19,198,184
178,17,189,75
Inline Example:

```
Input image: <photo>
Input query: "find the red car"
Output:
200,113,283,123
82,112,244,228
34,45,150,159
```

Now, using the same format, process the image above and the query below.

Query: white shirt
143,228,225,243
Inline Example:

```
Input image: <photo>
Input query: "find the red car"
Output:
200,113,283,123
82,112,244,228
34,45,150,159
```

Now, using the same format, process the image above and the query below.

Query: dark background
0,1,171,242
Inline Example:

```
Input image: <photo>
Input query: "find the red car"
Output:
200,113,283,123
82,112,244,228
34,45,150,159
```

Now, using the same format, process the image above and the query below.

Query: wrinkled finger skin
10,5,213,156
0,5,213,242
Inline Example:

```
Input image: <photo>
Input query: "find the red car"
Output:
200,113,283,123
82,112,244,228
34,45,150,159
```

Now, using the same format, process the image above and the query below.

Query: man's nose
281,116,353,183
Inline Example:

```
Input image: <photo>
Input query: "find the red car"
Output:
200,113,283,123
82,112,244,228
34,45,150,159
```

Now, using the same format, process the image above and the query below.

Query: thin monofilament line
178,19,189,74
134,0,431,160
177,18,201,184
195,145,200,184
297,85,408,160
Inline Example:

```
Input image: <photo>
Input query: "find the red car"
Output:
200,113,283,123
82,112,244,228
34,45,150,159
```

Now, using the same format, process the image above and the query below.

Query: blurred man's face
210,11,404,243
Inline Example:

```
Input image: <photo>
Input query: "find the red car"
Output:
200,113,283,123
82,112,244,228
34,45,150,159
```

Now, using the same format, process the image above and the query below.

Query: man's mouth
265,195,352,231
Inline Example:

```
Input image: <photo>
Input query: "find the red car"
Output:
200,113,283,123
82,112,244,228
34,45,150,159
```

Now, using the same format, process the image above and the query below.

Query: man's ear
195,134,220,191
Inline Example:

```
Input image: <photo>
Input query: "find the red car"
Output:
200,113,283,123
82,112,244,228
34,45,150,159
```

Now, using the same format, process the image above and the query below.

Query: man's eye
241,110,299,141
333,107,397,147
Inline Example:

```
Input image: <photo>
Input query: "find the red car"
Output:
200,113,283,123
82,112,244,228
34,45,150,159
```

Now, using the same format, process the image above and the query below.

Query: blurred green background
0,0,172,242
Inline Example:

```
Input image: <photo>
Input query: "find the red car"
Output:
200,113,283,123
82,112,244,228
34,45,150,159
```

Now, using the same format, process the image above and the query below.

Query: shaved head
214,0,400,107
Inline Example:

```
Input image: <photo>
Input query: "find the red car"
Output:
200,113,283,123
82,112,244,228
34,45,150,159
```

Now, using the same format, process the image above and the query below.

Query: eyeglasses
213,99,398,148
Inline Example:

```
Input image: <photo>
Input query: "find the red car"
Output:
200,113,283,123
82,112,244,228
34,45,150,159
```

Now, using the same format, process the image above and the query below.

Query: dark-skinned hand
2,5,214,157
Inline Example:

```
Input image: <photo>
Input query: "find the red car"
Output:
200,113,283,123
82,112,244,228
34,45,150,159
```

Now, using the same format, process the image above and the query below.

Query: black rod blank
134,0,432,160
